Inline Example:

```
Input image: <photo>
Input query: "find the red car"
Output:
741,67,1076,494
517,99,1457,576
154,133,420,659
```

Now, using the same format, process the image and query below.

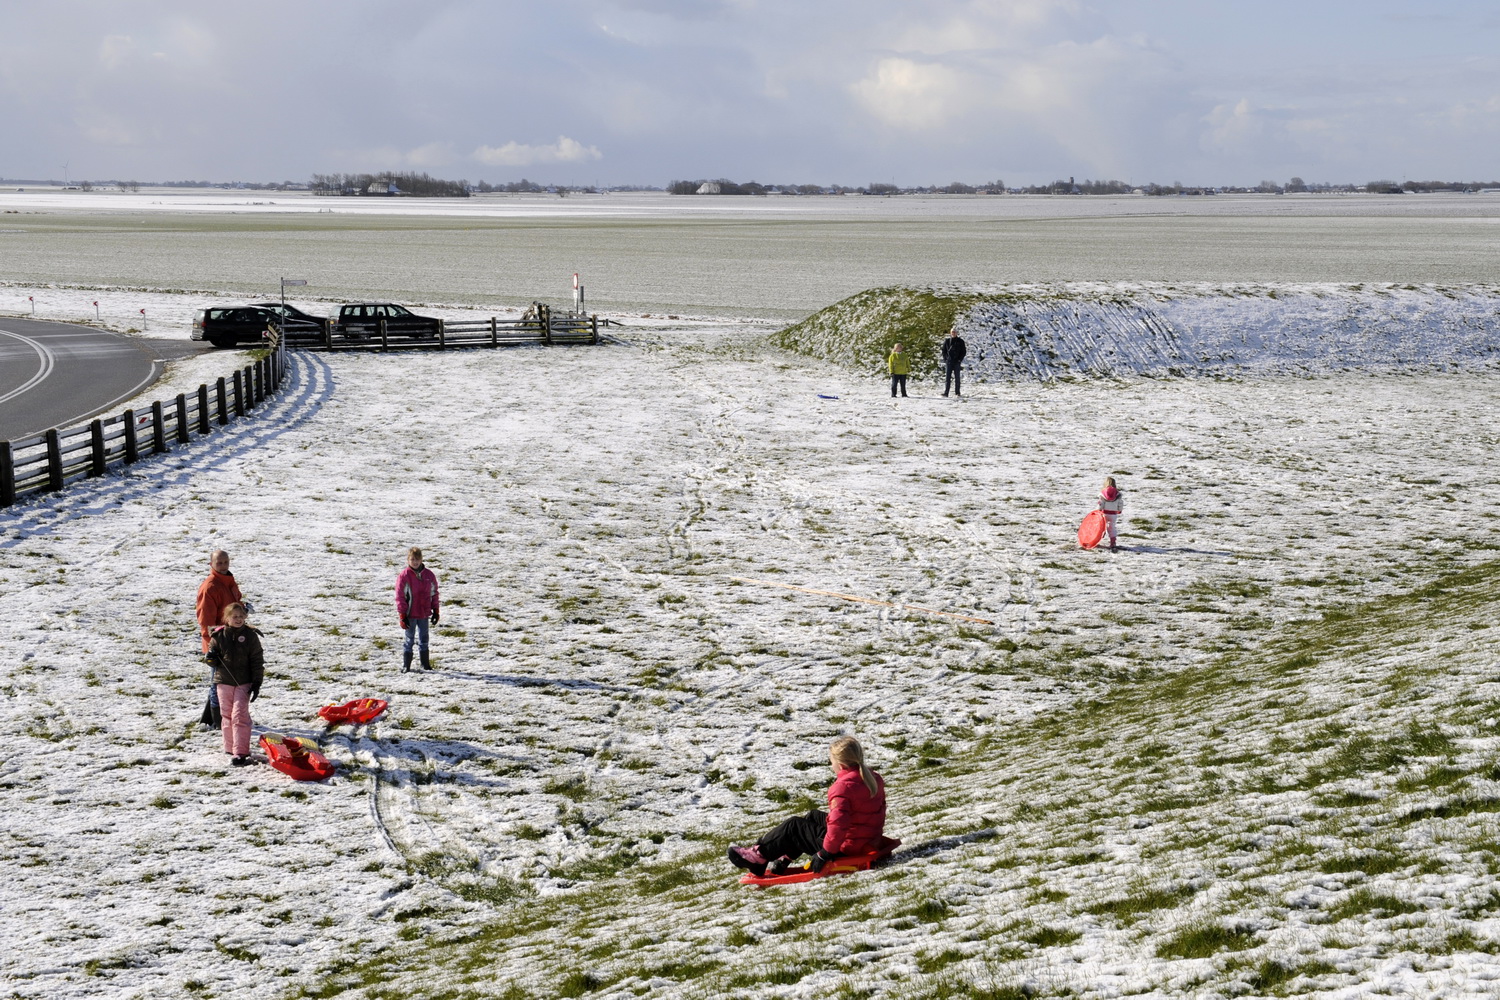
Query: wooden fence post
90,420,106,476
198,384,210,433
490,316,497,347
123,409,139,463
591,315,599,345
151,401,166,453
252,361,263,405
45,429,64,492
542,304,552,346
233,370,244,417
175,394,190,443
438,318,445,349
380,317,388,352
324,318,333,350
0,441,14,507
216,378,229,425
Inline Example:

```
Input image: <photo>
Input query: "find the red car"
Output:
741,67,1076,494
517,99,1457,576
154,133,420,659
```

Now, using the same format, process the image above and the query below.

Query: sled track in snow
0,350,336,547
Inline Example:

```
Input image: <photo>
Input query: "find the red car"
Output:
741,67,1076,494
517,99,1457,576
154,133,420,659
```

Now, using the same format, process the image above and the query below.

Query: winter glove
204,648,224,668
241,601,254,614
808,850,835,873
249,684,261,702
399,615,409,630
430,609,440,625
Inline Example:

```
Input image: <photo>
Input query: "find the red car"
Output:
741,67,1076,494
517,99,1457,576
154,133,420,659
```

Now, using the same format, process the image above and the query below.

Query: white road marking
0,327,56,406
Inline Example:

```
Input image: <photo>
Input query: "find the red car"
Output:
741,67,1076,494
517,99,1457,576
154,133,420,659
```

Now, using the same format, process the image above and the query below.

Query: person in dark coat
941,327,967,397
727,737,897,878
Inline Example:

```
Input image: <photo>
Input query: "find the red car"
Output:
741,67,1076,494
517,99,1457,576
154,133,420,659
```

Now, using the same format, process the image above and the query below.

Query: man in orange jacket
196,549,244,726
196,549,242,652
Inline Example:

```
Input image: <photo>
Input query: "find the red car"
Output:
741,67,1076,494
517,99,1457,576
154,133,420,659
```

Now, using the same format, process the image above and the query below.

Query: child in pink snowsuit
206,602,264,766
1098,476,1125,551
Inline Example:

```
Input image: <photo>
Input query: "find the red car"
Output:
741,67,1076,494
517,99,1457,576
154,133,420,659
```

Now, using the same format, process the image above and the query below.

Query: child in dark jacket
728,737,896,877
206,602,264,766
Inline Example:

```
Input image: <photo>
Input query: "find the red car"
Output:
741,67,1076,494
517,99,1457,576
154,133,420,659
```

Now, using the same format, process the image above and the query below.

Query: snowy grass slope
3,327,1500,998
775,283,1500,380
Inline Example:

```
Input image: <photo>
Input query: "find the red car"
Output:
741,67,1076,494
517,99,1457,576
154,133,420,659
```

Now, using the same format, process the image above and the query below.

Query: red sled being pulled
259,733,336,781
739,839,900,888
317,698,388,725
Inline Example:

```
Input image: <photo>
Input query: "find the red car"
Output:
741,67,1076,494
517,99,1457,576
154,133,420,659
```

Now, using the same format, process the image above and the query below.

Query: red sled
739,839,900,888
1078,510,1106,549
259,733,336,781
318,698,388,725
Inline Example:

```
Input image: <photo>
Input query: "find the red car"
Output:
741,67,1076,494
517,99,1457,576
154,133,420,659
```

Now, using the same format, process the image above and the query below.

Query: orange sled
1078,510,1106,549
317,698,388,725
739,839,900,888
259,733,336,781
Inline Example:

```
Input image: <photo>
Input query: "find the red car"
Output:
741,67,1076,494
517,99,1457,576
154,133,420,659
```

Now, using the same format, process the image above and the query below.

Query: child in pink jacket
395,546,440,672
727,737,897,878
1098,476,1125,551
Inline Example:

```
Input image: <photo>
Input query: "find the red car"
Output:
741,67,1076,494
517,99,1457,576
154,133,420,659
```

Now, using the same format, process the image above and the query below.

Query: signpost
281,278,308,330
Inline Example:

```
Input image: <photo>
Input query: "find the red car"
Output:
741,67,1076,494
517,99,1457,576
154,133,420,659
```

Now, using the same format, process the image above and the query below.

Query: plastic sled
318,698,388,725
259,733,336,781
1078,510,1106,549
740,839,900,888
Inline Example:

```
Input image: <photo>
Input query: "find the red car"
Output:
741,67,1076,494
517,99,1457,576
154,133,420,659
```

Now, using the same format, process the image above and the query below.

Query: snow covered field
5,314,1500,998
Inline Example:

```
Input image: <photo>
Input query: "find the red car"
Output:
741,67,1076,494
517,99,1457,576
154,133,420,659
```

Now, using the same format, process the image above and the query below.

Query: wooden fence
289,303,599,351
1,333,288,509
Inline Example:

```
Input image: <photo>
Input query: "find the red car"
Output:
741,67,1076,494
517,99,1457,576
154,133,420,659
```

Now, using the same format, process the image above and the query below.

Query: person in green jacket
887,343,910,398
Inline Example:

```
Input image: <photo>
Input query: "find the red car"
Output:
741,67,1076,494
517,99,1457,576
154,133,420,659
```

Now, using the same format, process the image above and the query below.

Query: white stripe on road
0,327,56,405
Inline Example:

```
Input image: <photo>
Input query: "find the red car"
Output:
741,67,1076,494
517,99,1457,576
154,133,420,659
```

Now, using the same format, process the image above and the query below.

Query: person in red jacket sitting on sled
728,736,895,878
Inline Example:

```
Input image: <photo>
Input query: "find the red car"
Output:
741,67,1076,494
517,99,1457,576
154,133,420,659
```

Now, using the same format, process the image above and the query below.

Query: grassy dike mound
773,283,1500,381
771,286,984,378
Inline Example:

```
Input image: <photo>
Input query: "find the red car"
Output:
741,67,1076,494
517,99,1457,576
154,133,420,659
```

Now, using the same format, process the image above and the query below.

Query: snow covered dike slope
774,283,1500,380
4,324,1500,999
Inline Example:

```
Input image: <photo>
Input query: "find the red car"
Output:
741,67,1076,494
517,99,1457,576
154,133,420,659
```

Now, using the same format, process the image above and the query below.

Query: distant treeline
669,176,1500,196
311,172,471,197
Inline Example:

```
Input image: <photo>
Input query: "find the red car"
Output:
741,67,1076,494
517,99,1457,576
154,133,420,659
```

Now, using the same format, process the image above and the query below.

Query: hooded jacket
822,767,888,856
396,565,440,620
1098,486,1124,515
887,350,911,376
208,624,264,689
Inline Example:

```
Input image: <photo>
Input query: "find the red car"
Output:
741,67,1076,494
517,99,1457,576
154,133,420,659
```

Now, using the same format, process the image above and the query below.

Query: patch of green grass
1322,888,1423,923
1019,925,1082,948
1085,885,1195,923
1156,921,1259,958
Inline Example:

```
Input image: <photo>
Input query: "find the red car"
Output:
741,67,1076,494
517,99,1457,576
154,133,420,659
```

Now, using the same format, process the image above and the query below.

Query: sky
1,0,1498,188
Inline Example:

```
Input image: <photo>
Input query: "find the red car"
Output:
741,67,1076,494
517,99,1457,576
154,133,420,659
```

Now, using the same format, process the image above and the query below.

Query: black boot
420,648,431,671
402,650,412,673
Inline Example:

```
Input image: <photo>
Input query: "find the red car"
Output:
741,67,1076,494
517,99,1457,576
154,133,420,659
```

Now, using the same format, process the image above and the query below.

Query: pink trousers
217,683,253,756
1103,513,1119,543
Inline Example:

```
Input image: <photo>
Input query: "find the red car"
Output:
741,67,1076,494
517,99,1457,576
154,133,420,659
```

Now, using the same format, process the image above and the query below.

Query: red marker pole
139,307,146,332
28,296,34,316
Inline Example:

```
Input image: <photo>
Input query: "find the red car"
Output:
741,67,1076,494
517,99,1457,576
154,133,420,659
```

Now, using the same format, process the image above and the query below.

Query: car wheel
208,335,235,349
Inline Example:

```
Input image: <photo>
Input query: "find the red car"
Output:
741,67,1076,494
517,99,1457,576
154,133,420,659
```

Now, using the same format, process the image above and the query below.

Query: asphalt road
0,318,210,442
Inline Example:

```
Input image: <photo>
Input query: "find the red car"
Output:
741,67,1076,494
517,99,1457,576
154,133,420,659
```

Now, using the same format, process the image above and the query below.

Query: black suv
333,303,440,340
191,306,283,348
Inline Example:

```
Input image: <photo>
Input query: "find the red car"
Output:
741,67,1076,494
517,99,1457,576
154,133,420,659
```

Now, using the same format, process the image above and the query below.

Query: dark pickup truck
333,303,440,340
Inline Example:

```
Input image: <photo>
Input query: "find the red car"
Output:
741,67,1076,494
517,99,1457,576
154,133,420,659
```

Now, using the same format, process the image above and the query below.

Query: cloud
850,58,967,129
472,136,604,167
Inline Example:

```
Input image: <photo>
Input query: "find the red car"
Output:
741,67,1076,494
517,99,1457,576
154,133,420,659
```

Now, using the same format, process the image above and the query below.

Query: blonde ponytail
830,736,878,797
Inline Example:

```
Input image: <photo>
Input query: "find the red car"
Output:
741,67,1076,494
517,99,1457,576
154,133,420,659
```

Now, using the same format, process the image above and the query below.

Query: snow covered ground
5,314,1500,998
